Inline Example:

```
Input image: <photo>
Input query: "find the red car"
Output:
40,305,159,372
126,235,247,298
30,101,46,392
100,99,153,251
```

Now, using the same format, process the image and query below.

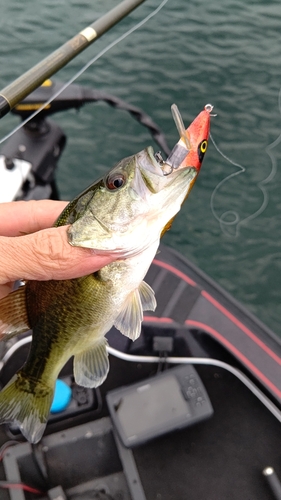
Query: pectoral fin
138,281,157,311
114,281,156,341
0,286,30,339
74,338,109,388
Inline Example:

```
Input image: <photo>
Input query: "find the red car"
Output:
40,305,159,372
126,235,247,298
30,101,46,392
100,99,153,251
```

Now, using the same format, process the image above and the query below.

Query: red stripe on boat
185,319,281,401
201,290,281,366
153,259,196,287
143,316,174,323
152,258,281,366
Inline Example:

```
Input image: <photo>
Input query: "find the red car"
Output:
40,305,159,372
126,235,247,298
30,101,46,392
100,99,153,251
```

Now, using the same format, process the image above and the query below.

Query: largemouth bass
0,104,212,443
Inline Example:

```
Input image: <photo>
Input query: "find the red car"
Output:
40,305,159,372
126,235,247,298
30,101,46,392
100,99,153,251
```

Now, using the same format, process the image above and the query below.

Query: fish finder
106,364,213,447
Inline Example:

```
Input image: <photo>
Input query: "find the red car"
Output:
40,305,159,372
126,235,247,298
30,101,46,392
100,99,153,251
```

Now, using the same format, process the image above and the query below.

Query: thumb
0,225,114,283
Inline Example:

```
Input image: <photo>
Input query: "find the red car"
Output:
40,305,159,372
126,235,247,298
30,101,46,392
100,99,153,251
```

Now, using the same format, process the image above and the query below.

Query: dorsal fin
0,286,30,339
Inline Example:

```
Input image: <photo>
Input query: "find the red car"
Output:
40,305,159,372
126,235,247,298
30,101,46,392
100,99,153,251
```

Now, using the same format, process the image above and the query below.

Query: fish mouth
140,146,192,179
134,148,169,196
144,146,186,177
134,147,195,199
141,147,165,176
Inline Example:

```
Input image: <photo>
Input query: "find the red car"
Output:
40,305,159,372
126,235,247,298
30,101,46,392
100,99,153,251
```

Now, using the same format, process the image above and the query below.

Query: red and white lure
156,103,213,176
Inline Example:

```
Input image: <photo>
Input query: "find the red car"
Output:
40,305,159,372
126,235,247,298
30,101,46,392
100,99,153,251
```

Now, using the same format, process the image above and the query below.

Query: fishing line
210,89,281,237
0,0,169,146
210,133,245,236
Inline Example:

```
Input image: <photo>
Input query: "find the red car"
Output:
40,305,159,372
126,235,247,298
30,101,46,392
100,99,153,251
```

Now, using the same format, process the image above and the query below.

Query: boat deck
0,244,281,499
144,245,281,406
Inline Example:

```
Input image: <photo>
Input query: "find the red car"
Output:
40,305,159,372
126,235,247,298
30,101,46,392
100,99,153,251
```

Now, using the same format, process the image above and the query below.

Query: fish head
67,104,212,256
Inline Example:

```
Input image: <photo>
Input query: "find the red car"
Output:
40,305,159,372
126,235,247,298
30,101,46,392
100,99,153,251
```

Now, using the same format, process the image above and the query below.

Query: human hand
0,200,114,299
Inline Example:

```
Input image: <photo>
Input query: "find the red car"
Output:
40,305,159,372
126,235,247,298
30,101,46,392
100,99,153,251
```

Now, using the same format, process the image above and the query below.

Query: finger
0,282,13,300
0,200,68,236
0,226,114,283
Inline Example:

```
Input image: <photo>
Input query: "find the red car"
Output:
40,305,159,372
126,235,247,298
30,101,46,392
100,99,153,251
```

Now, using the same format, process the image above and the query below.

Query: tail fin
0,373,54,443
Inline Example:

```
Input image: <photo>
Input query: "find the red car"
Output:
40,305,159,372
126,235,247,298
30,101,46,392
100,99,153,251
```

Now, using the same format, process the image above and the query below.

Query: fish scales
0,105,212,443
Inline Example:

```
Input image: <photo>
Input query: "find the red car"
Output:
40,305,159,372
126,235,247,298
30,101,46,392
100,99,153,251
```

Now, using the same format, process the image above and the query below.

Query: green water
0,0,281,336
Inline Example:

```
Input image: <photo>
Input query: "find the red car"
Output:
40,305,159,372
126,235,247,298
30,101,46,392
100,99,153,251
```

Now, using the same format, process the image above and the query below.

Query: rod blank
0,0,145,119
263,467,281,500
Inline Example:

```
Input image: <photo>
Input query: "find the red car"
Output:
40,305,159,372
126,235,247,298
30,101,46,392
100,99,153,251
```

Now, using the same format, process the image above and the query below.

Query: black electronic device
106,364,213,448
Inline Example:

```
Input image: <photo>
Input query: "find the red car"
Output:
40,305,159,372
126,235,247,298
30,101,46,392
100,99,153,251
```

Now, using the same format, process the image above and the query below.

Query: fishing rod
0,0,146,119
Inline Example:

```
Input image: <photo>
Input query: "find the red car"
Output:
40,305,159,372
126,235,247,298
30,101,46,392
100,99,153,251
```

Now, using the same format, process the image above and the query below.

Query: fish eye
105,172,126,191
198,139,208,162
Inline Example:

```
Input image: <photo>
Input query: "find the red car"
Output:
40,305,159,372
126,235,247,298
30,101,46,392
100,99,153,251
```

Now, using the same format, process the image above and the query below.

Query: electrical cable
106,346,281,423
0,335,32,371
0,440,19,461
1,336,280,424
